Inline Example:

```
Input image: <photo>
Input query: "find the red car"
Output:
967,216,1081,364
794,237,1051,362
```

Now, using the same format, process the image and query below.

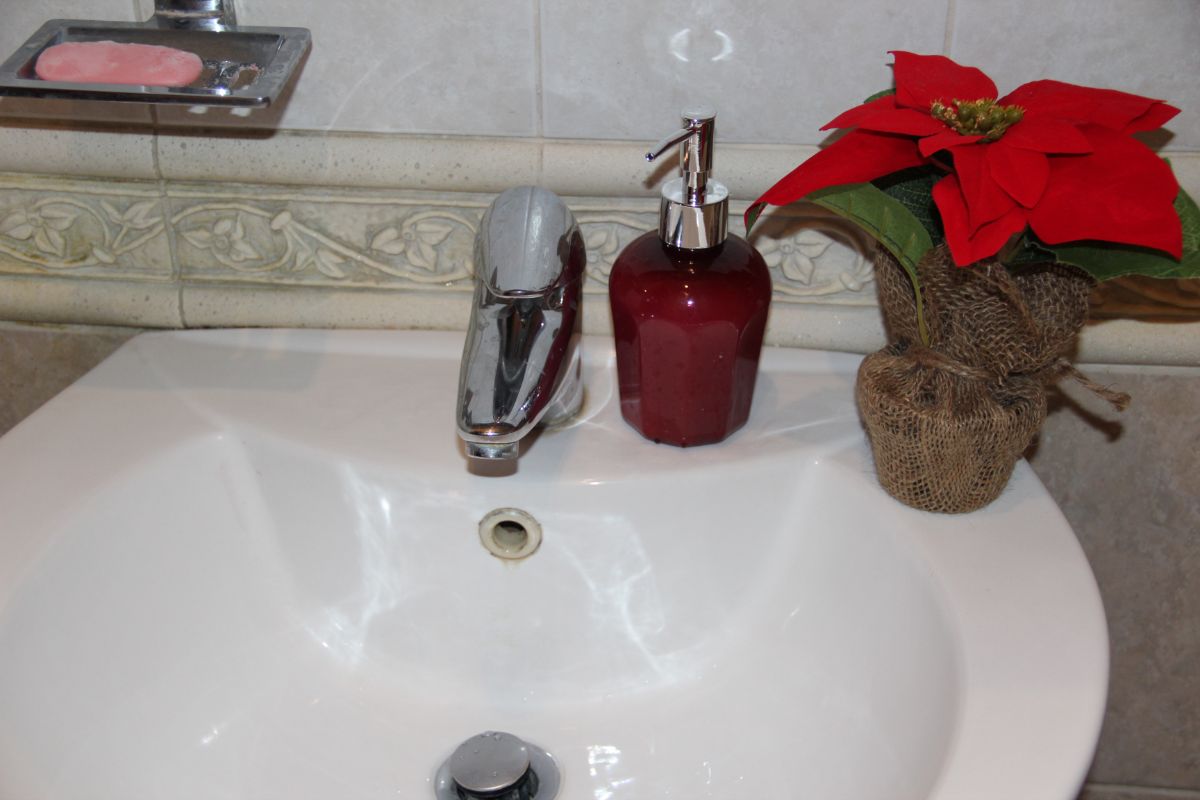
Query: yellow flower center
930,98,1024,141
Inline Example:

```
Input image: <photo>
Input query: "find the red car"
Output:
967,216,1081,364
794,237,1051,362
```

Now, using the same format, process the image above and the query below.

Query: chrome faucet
457,186,586,460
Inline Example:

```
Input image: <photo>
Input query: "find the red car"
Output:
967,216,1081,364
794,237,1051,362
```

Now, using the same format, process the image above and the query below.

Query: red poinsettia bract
749,52,1182,266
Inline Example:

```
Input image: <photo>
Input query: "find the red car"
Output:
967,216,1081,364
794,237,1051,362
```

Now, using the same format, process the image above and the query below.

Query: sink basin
0,329,1106,800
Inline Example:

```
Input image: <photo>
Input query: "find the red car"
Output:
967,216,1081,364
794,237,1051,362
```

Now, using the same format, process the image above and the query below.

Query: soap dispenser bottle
608,107,772,446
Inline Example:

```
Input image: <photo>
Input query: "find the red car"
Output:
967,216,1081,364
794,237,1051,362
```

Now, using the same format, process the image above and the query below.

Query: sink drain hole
493,520,528,551
479,508,542,560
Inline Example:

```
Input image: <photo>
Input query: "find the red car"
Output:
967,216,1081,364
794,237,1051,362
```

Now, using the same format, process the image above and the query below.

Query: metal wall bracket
152,0,238,31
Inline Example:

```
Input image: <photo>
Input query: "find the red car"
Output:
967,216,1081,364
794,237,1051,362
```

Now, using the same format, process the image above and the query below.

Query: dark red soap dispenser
608,107,772,447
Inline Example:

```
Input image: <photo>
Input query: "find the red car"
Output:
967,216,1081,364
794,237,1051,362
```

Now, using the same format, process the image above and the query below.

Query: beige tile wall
1031,366,1200,797
10,0,1194,149
0,322,135,436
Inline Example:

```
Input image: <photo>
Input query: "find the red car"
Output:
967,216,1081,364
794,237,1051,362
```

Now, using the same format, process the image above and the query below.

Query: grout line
1084,784,1200,799
164,215,187,329
943,0,957,55
533,0,546,184
149,107,163,182
146,105,185,328
533,0,545,140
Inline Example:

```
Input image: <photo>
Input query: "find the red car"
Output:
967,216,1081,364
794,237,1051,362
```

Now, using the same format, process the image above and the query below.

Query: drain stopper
434,731,560,800
450,731,533,798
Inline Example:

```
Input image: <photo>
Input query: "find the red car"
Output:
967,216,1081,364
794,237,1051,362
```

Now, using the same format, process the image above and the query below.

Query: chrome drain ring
478,508,542,560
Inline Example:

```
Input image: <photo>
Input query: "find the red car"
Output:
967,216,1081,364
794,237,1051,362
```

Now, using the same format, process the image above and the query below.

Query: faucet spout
457,187,586,461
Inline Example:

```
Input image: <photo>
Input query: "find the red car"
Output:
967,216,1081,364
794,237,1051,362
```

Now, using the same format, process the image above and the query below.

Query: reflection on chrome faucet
457,186,586,460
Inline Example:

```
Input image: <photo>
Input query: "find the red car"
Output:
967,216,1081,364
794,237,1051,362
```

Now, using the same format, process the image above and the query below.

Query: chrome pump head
645,105,729,250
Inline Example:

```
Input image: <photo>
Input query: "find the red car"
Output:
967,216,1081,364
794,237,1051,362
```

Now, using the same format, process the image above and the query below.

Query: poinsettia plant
746,52,1200,339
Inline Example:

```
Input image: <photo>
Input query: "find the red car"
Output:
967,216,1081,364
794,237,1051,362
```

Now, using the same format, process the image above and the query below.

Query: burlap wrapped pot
857,343,1047,513
858,244,1097,513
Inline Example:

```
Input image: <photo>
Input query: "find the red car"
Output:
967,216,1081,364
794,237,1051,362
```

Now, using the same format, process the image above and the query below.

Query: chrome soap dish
0,0,310,108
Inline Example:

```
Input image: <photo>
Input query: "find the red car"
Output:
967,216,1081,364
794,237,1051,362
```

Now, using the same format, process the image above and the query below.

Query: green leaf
807,182,934,274
863,88,896,104
1044,187,1200,281
872,167,945,247
745,202,766,234
806,182,934,343
1049,242,1200,281
1003,233,1057,267
1176,185,1200,261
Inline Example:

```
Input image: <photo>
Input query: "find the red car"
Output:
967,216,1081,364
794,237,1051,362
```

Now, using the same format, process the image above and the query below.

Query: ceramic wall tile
540,0,949,143
541,139,818,202
167,184,490,290
0,177,171,279
1030,366,1200,789
166,183,889,348
0,322,136,437
238,0,538,135
164,182,879,306
0,275,183,329
951,0,1200,150
0,121,157,180
155,131,542,192
179,284,471,330
0,166,1193,365
1074,319,1200,369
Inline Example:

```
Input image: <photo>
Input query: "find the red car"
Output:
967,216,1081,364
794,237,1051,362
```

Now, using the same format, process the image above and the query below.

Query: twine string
899,345,1131,411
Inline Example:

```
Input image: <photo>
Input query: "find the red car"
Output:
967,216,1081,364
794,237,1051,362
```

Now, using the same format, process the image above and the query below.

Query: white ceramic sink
0,329,1106,800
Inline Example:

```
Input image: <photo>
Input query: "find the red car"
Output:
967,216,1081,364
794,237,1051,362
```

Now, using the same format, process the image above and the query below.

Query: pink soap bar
35,41,204,87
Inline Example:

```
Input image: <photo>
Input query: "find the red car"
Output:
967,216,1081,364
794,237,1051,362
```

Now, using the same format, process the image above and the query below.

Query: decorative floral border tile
0,177,171,279
166,184,879,304
4,174,1199,328
167,186,484,290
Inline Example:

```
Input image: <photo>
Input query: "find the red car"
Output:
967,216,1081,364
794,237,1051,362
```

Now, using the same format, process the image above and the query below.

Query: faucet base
467,441,520,460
